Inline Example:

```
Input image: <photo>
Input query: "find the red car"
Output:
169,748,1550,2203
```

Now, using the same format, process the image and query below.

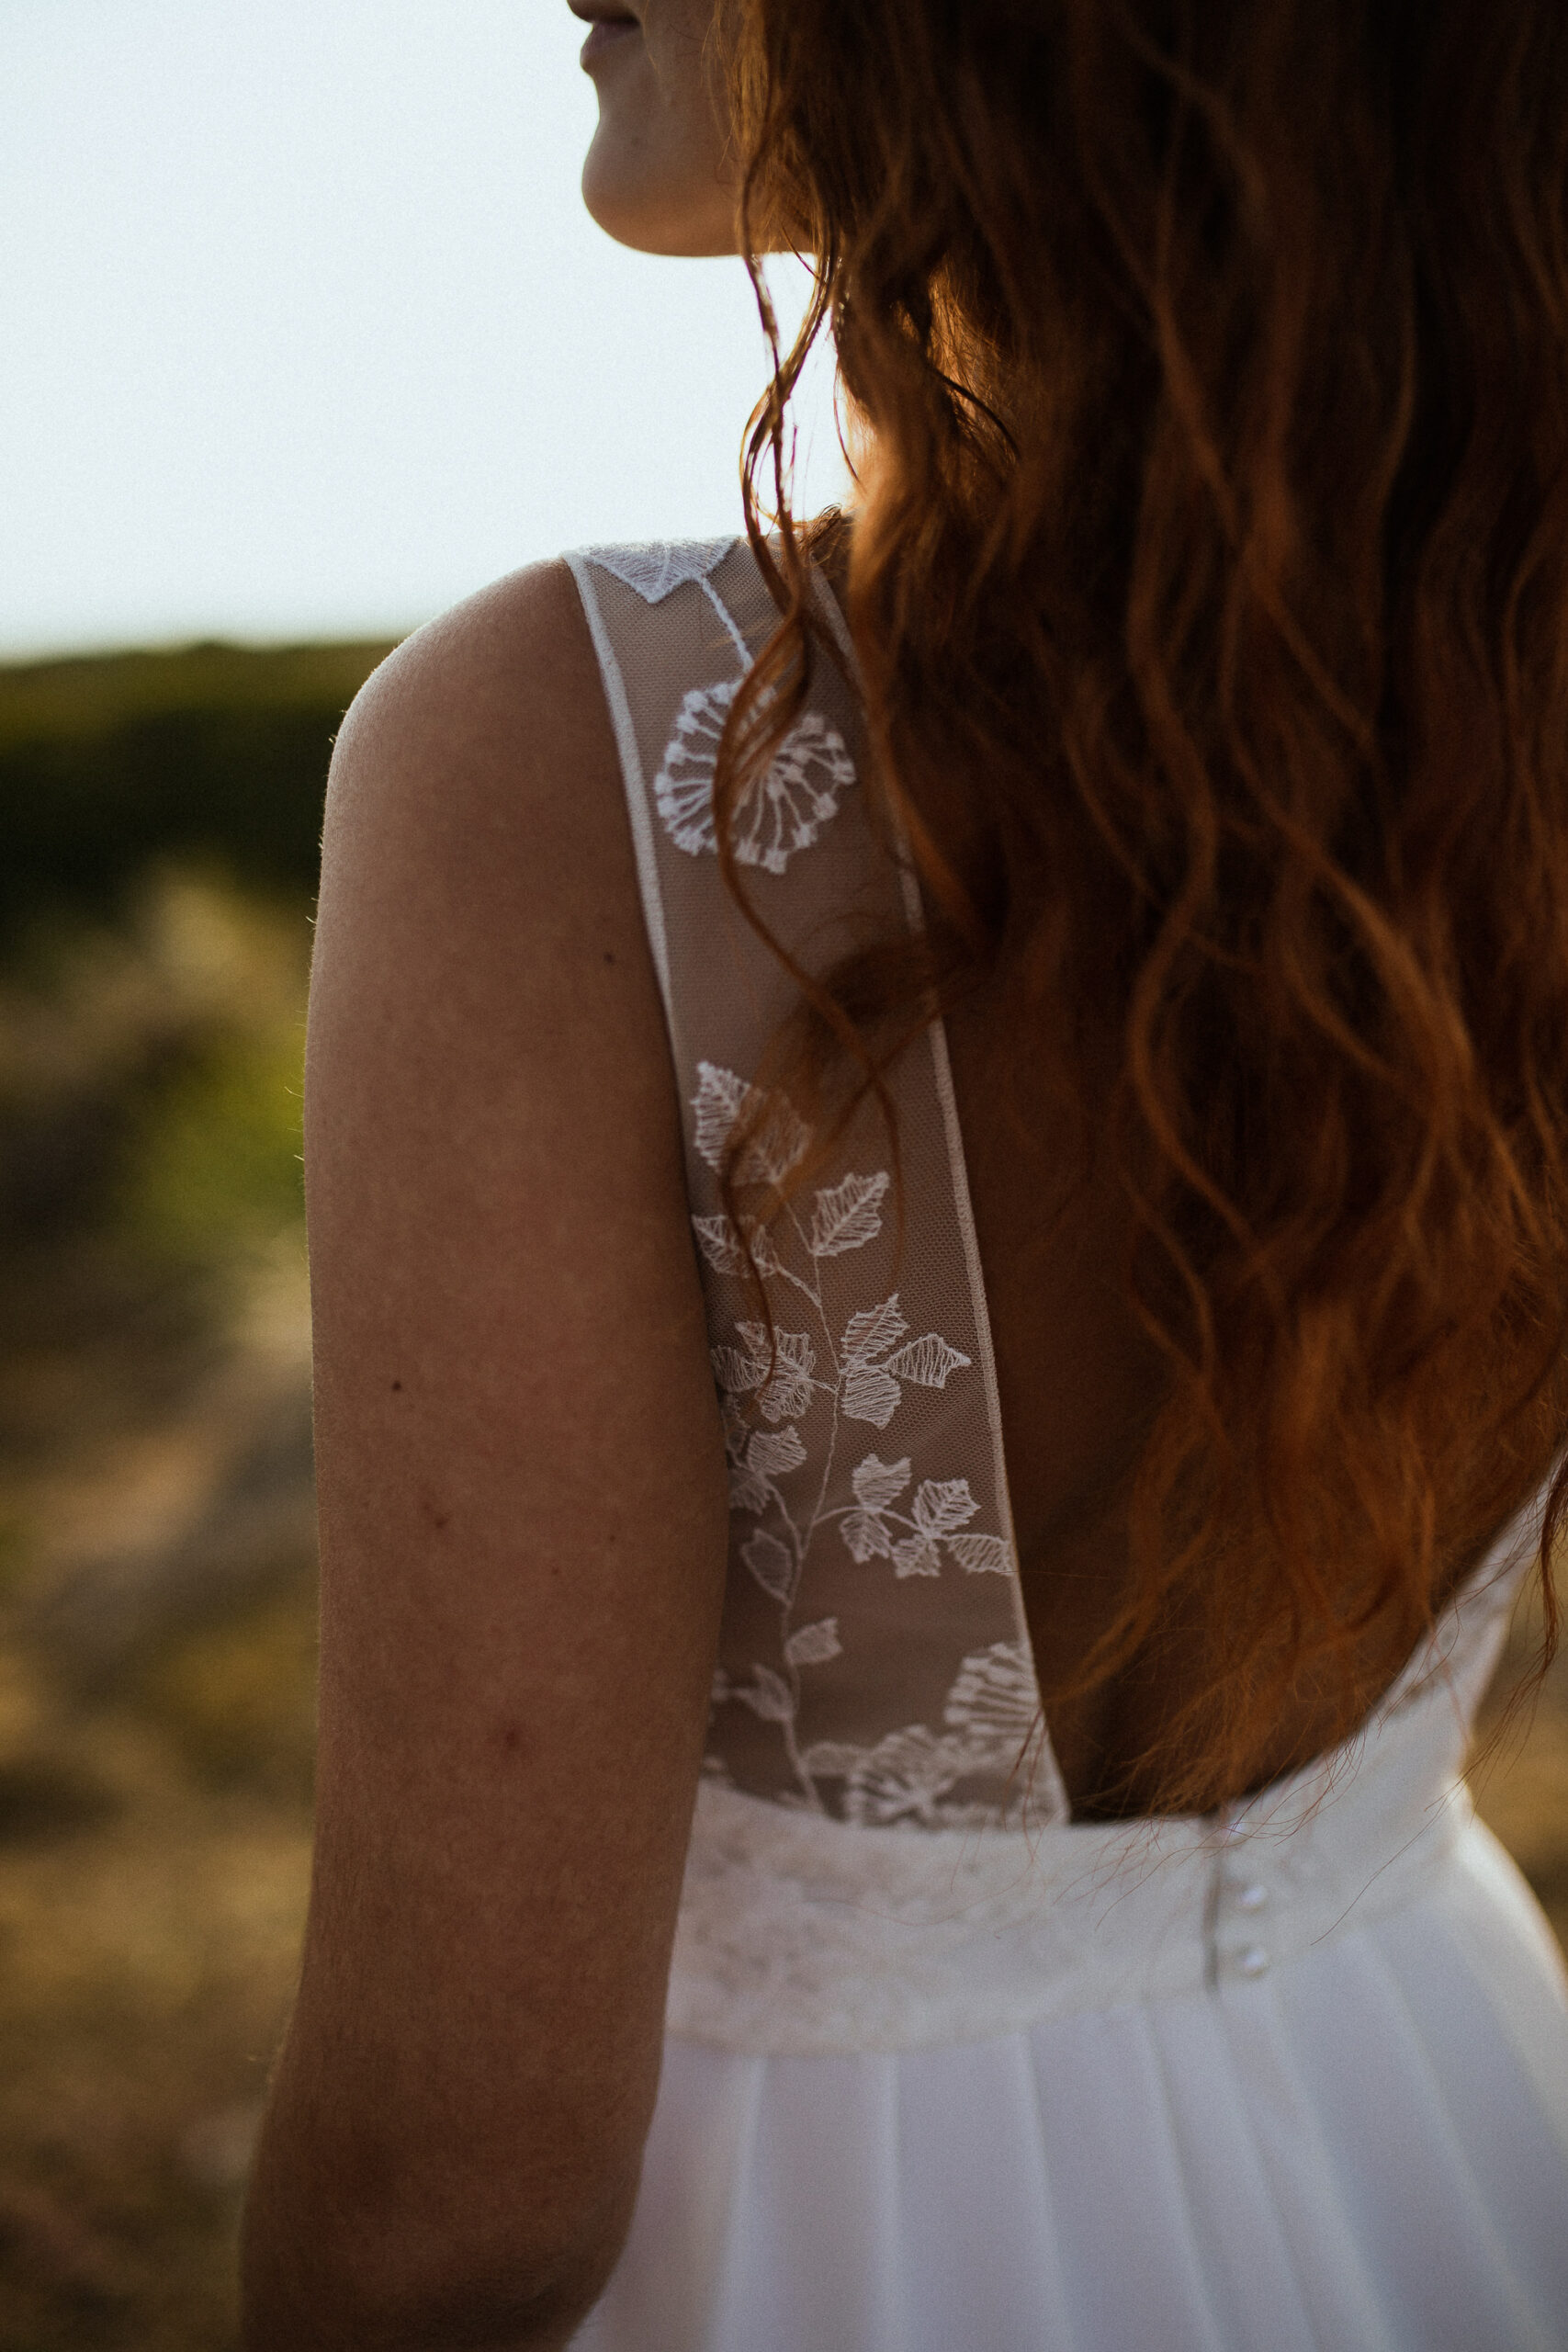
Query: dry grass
0,1692,310,2351
0,876,318,2351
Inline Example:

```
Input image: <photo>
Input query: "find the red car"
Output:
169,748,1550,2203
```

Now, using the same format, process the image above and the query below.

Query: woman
242,2,1568,2346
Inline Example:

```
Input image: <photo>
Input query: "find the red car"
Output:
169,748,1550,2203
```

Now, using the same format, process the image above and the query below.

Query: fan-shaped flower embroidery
837,1726,988,1828
942,1643,1040,1764
655,681,856,874
804,1648,1041,1826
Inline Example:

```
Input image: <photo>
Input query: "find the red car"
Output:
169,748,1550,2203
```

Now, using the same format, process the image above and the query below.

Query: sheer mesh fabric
569,537,1067,1831
566,538,1546,1851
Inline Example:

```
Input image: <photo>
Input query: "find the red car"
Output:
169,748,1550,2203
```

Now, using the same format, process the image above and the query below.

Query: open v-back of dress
564,536,1568,2352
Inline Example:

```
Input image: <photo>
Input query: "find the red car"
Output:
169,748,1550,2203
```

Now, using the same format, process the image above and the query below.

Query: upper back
568,533,1541,1826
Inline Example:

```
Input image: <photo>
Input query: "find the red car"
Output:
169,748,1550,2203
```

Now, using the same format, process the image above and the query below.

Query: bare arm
240,562,730,2351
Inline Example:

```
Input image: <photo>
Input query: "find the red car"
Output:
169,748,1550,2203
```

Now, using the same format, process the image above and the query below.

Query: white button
1235,1883,1269,1912
1237,1945,1271,1978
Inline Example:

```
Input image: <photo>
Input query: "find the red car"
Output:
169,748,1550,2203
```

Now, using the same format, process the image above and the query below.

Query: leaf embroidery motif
711,1326,818,1424
947,1532,1012,1576
688,1046,1022,1819
840,1510,896,1564
733,1664,795,1722
892,1535,943,1579
747,1099,813,1191
654,682,856,874
741,1325,817,1422
842,1295,908,1366
726,1422,806,1516
836,1296,972,1428
914,1477,980,1539
884,1333,971,1388
742,1529,795,1604
692,1062,809,1189
807,1171,889,1259
853,1455,912,1512
692,1212,779,1278
784,1618,842,1668
837,1457,1001,1585
842,1362,902,1428
840,1453,909,1562
749,1426,807,1479
728,1459,772,1515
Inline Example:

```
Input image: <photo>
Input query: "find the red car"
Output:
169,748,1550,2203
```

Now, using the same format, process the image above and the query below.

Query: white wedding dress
563,535,1568,2352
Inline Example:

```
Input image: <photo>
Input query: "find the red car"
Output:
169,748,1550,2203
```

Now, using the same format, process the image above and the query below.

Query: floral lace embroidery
655,684,856,874
638,553,857,876
799,1639,1040,1829
592,537,734,605
571,536,1055,1831
693,1057,1024,1823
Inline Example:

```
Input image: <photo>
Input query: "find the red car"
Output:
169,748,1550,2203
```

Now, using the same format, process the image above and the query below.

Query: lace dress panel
568,538,1069,1830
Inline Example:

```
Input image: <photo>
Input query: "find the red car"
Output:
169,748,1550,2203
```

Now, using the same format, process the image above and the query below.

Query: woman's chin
580,140,738,257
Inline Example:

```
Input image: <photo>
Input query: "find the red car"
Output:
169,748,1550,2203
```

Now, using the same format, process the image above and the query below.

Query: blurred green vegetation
117,1030,308,1271
0,639,389,2351
0,640,393,951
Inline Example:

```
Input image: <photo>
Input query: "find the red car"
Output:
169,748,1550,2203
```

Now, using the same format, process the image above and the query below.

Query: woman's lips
581,17,639,69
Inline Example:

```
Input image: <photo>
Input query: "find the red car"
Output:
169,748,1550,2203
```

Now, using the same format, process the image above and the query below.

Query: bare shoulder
309,556,686,1382
322,558,628,972
243,563,730,2350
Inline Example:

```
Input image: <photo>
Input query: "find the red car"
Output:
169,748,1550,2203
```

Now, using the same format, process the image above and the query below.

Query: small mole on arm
390,1379,403,1393
603,950,616,966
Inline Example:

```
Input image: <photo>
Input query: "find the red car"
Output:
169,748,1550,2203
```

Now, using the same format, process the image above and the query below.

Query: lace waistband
666,1693,1477,2054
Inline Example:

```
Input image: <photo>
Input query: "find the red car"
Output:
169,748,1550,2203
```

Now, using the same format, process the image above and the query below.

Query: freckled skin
243,559,732,2347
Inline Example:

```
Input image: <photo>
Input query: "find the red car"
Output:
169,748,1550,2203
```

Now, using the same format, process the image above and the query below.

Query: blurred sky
0,0,847,659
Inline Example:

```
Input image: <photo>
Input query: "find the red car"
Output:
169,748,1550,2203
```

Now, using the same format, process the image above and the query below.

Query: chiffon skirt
574,1816,1568,2352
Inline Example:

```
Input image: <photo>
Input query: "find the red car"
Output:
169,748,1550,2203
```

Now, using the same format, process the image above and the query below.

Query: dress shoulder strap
568,533,1068,1830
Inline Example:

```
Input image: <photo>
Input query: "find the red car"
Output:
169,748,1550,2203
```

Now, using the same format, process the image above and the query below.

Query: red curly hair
708,0,1568,1812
